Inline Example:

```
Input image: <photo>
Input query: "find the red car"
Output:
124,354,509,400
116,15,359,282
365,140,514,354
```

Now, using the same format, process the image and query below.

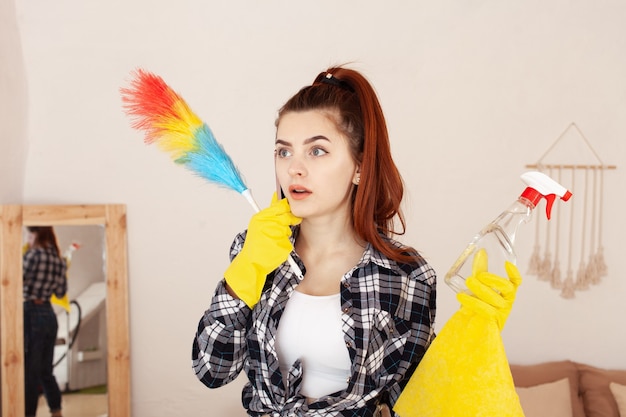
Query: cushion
510,360,585,417
577,363,626,417
516,378,573,417
610,382,626,417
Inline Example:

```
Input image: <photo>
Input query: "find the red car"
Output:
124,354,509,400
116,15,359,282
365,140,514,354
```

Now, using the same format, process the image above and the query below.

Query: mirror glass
0,204,130,417
25,225,108,415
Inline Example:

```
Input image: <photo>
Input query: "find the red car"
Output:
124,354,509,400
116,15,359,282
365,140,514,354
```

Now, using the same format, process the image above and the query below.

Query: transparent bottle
445,171,572,294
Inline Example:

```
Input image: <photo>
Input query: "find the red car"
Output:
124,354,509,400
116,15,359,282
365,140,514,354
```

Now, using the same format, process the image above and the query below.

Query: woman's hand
224,193,302,308
456,249,522,330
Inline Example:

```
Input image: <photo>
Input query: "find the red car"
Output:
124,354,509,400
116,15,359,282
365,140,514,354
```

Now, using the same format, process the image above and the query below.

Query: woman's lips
288,185,311,200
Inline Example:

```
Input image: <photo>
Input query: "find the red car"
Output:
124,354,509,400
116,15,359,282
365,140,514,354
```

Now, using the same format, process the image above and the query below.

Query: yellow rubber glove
394,249,524,417
457,248,522,331
224,193,301,308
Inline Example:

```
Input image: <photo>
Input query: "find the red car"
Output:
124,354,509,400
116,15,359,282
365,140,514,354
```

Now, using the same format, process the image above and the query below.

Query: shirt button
342,307,350,313
343,281,350,288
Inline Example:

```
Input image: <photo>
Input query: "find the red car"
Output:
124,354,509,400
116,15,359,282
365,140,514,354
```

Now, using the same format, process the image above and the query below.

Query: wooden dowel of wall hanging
525,164,617,170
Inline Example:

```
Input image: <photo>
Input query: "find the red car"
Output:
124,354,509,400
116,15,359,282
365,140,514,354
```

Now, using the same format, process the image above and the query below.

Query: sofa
510,360,626,417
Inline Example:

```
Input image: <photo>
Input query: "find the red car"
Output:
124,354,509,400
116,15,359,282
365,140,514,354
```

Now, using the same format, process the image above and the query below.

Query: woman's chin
289,207,307,219
287,202,310,220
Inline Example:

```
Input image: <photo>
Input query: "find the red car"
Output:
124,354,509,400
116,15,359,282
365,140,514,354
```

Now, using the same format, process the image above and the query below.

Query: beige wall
0,0,27,203
3,1,626,415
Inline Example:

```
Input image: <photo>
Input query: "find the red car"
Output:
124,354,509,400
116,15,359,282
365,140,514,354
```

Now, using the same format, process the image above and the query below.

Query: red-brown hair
27,226,62,257
277,66,416,263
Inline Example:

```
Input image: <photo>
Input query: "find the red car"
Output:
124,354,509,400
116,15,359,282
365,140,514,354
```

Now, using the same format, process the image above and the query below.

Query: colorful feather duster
120,69,259,208
120,69,302,276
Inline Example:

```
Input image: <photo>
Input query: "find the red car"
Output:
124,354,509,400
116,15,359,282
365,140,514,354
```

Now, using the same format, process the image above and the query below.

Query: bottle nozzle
520,171,572,219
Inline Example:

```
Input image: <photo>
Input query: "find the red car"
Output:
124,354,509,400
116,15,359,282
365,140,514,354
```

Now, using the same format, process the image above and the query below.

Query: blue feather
176,124,248,194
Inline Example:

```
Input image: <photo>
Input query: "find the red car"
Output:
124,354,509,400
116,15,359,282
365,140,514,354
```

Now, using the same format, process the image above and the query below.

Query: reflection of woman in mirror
192,67,437,416
23,226,67,417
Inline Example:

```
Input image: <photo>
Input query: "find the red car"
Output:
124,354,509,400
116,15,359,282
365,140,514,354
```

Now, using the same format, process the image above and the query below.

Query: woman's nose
288,158,307,177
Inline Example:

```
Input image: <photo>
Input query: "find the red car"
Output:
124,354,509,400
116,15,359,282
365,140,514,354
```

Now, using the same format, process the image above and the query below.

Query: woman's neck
295,214,362,257
293,212,367,296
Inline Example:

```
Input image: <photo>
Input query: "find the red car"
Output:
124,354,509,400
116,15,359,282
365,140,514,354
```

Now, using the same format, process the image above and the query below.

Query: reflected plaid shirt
23,246,67,301
193,230,436,416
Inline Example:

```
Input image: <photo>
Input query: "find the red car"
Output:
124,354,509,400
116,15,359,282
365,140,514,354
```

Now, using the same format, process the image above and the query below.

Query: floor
36,393,107,417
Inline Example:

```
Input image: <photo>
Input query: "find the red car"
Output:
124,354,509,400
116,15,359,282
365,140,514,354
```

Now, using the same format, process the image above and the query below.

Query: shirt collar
359,241,396,271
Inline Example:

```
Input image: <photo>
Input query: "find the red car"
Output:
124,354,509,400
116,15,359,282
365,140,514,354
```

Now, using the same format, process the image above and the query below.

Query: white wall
4,1,626,415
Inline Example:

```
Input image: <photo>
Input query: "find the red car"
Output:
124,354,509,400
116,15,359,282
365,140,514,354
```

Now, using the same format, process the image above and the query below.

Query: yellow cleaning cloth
51,292,71,313
394,250,524,417
394,306,524,417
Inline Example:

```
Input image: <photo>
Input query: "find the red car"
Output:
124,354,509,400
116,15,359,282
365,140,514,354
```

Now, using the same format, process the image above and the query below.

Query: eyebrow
275,135,331,146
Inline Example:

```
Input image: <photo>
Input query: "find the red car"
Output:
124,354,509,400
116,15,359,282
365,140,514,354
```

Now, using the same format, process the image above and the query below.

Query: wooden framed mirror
0,204,130,417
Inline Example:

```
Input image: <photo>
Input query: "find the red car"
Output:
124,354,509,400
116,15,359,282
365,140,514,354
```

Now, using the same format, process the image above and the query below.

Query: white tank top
275,290,351,399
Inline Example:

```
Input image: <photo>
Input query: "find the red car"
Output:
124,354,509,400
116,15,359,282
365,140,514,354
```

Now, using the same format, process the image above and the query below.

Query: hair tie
319,72,355,92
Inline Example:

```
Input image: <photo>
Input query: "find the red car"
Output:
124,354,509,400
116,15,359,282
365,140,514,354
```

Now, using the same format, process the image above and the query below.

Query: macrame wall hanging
526,122,616,299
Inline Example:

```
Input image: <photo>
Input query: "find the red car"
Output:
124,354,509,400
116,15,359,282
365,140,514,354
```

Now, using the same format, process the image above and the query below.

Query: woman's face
275,110,359,221
27,231,36,247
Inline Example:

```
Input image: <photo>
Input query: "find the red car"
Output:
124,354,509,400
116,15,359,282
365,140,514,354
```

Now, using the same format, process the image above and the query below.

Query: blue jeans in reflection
24,301,62,416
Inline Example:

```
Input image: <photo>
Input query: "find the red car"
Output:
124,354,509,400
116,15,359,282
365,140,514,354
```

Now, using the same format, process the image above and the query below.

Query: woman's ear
353,166,361,185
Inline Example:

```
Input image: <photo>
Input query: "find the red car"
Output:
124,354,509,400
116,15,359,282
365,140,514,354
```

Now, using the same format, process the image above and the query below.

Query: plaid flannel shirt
23,246,67,301
193,229,436,416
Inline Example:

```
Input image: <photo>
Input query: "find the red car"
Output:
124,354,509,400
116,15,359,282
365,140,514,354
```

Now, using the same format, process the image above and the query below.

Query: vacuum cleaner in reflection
54,281,107,392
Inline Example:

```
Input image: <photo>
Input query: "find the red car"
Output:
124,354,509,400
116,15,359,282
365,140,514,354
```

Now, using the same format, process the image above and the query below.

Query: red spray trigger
545,190,573,219
520,171,572,220
544,194,556,220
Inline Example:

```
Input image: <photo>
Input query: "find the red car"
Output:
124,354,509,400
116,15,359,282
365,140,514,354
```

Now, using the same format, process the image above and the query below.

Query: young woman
192,66,434,416
23,226,67,417
192,67,518,416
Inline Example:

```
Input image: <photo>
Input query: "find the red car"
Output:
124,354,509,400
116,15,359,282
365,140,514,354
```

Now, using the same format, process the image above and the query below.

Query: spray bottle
63,242,81,264
445,171,572,293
